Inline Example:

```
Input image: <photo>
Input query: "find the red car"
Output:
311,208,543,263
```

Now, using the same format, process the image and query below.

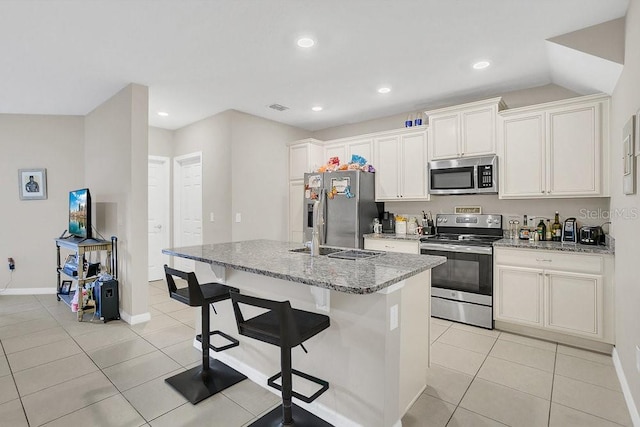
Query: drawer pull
536,258,552,262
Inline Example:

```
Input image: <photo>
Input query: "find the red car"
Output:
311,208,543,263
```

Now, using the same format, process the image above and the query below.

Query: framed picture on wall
18,168,47,200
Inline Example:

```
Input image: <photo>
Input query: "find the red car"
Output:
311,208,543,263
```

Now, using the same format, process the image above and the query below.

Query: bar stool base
249,404,334,427
165,359,246,404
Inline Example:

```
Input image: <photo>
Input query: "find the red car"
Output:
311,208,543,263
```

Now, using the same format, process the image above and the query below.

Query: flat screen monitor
69,188,92,239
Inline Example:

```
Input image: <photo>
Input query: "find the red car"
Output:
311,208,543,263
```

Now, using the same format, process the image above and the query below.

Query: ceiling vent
268,103,289,111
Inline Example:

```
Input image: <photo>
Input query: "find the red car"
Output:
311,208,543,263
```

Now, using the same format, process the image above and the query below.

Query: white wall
0,115,84,292
84,83,149,321
609,3,640,415
229,111,309,242
149,126,174,158
171,110,309,245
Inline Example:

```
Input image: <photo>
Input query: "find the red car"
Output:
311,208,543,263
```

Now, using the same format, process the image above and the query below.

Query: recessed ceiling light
472,61,491,70
377,87,391,94
311,106,323,112
297,37,315,48
157,111,169,117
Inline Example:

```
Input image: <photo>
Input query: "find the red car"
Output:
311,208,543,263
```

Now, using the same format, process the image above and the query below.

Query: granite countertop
363,233,424,241
493,238,615,255
162,239,446,294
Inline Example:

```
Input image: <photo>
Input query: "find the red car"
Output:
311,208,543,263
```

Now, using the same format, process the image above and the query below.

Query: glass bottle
552,211,562,242
537,219,546,241
546,220,552,241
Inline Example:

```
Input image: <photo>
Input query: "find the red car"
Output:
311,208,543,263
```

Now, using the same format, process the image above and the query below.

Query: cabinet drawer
364,238,419,254
494,248,604,274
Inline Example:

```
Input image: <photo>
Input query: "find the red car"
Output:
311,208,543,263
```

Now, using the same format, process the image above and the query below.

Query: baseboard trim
0,287,56,295
612,347,640,427
194,340,362,427
119,311,151,325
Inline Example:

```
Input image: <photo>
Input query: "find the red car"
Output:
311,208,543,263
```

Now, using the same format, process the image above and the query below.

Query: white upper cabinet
288,139,324,180
374,129,428,201
426,97,505,160
323,137,373,166
498,94,609,199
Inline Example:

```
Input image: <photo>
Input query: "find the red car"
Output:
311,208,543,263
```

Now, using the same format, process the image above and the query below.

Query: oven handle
420,243,493,255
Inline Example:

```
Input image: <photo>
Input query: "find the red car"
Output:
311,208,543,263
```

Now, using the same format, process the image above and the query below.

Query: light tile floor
0,283,632,427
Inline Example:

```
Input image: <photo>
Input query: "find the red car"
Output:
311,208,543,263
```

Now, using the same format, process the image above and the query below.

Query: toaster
579,226,605,245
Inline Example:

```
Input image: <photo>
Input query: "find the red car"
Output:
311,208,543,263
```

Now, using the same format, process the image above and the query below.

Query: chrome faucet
310,189,325,257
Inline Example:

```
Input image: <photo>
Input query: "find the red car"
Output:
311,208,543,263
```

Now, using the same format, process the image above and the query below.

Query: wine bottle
552,211,562,242
537,219,546,241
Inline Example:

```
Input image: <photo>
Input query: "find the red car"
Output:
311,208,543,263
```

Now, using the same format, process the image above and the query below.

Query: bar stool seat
163,265,246,404
230,291,333,427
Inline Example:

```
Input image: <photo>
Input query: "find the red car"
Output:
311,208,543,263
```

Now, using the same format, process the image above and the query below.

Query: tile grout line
0,338,30,427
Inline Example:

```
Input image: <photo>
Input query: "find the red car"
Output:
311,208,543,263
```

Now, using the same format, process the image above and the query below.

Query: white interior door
174,153,203,272
148,156,171,281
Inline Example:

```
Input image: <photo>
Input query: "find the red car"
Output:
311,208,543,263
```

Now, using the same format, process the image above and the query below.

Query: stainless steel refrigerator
303,170,378,249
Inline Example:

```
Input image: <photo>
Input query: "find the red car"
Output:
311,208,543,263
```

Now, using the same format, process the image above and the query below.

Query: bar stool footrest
267,369,329,404
248,403,334,427
165,359,246,404
196,330,240,352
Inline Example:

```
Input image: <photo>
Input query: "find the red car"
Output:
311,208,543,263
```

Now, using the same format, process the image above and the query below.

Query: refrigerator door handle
321,188,327,244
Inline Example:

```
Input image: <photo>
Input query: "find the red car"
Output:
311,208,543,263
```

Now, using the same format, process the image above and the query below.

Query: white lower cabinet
364,237,419,254
494,247,613,343
288,180,304,243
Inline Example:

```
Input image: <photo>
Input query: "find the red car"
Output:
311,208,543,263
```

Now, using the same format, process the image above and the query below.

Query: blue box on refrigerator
95,279,119,323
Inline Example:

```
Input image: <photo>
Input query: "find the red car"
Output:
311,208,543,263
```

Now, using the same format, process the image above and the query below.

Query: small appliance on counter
561,218,578,242
579,225,606,246
381,212,395,233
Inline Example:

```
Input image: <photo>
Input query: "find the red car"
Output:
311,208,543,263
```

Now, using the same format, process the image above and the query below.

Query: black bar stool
230,291,333,427
163,265,246,404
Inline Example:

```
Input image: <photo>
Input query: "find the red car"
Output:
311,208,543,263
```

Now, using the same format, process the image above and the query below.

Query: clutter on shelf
315,155,375,173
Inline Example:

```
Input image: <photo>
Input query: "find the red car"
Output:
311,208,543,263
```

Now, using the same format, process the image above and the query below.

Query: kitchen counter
163,239,443,427
362,232,425,241
494,237,615,255
162,239,445,294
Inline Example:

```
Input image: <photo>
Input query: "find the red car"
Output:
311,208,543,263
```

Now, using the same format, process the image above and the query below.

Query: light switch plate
210,212,215,222
235,213,242,223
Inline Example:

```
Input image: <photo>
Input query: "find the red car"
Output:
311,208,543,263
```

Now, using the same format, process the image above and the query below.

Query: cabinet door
374,136,400,201
498,113,546,198
347,138,373,164
429,113,460,159
400,131,428,200
544,271,603,338
289,145,310,180
325,143,347,166
462,107,495,157
494,265,543,327
288,180,305,243
547,103,601,196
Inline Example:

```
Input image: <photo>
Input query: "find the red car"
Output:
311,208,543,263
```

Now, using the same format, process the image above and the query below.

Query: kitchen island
163,239,445,427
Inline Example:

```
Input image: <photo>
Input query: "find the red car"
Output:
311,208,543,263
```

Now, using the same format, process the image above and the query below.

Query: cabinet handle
536,258,552,262
541,191,544,194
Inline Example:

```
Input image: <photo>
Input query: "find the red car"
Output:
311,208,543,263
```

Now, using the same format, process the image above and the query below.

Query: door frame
173,152,203,250
148,155,171,279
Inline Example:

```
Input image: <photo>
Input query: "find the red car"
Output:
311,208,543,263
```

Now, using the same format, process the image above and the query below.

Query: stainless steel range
420,213,502,329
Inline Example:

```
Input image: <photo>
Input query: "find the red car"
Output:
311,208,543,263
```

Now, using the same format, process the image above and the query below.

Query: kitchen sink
289,247,345,256
289,247,384,260
326,249,384,260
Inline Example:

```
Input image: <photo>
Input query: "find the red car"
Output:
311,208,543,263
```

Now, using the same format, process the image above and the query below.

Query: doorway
148,156,171,281
173,152,203,272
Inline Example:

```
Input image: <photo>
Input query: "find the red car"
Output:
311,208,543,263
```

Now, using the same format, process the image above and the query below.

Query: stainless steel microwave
427,155,498,195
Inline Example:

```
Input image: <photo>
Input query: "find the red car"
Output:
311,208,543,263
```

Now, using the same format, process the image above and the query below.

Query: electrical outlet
8,257,15,271
636,345,640,373
390,304,398,331
235,213,242,223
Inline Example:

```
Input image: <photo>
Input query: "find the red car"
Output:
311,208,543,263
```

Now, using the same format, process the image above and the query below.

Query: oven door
420,243,493,296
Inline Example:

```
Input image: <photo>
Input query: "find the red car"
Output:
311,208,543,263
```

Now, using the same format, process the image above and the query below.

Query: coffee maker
381,212,395,233
561,218,578,242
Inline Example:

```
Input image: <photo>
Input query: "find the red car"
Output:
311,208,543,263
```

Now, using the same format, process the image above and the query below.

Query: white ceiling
0,0,628,131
